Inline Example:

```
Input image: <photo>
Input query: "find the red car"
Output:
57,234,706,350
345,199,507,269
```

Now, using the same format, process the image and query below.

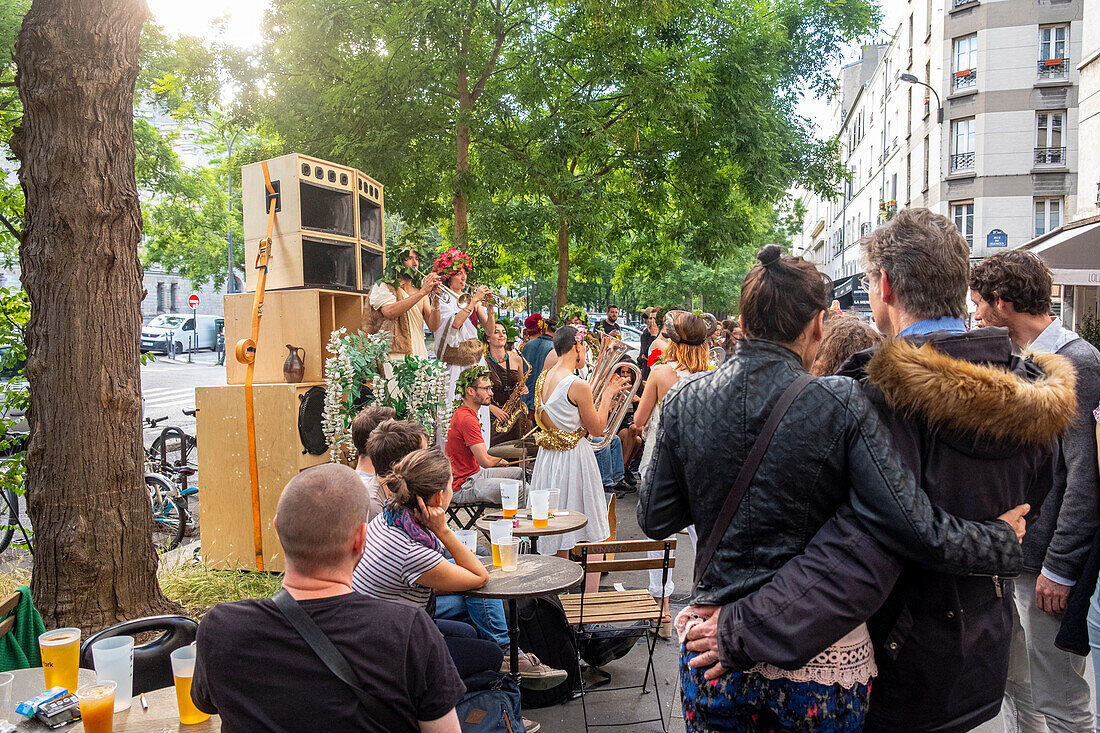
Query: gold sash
532,371,586,451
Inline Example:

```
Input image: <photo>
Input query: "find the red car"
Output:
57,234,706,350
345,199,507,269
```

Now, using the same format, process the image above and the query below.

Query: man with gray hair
684,207,1073,732
191,464,464,732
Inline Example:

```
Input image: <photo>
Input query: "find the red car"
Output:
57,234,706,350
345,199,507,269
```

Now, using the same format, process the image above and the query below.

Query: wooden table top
8,667,219,731
475,510,588,537
464,555,583,600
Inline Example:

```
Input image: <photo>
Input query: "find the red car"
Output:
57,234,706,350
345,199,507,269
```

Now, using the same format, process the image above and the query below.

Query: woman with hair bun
639,245,1030,731
352,449,565,693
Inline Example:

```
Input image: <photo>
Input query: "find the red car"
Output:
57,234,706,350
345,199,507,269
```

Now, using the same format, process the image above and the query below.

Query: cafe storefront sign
1050,268,1100,286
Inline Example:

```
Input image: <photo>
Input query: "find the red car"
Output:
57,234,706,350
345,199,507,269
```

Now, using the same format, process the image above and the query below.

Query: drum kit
487,437,539,491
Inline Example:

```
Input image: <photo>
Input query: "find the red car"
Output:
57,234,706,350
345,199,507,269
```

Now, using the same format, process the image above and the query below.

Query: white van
141,313,219,354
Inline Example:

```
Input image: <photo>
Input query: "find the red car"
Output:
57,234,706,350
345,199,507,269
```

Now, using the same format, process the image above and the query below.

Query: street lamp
225,129,241,294
899,73,944,123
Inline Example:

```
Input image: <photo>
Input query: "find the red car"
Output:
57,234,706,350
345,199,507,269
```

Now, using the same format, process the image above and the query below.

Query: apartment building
794,0,1084,314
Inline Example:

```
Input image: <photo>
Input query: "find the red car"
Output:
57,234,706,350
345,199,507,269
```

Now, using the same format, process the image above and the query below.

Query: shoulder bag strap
272,589,414,733
693,373,814,587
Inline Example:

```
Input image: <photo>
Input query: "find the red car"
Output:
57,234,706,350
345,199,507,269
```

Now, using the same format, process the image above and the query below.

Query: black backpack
514,595,579,708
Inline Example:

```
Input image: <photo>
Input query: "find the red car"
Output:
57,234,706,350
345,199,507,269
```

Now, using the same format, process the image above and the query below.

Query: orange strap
233,160,277,571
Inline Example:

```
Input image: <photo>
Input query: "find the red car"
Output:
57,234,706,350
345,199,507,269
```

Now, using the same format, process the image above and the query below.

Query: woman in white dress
531,324,626,588
634,310,715,629
431,248,494,446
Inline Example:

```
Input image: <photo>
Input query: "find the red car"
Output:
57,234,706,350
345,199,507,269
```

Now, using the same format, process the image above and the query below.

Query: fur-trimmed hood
866,338,1076,446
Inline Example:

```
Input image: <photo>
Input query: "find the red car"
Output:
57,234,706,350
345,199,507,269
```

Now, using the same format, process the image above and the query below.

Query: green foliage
1078,312,1100,352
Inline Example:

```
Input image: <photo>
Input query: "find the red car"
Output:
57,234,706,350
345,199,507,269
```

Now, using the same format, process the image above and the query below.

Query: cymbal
487,439,540,460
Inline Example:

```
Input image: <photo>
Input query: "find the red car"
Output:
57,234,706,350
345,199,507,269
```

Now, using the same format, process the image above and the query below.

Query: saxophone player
483,321,529,446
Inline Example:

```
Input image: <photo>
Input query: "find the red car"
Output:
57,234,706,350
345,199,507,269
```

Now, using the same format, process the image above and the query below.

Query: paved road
141,351,226,443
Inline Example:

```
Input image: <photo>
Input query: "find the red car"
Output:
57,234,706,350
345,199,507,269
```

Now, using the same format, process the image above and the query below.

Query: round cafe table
465,554,583,684
475,510,588,553
7,667,219,731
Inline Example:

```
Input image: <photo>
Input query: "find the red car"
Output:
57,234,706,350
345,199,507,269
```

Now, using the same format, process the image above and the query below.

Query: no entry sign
188,294,200,309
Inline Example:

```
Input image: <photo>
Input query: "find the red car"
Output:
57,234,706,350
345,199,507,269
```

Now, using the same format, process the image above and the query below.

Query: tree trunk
455,110,470,248
554,219,569,315
11,0,177,630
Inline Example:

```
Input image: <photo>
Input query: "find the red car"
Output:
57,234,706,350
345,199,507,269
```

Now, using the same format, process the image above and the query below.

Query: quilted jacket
638,337,1024,609
706,329,1076,732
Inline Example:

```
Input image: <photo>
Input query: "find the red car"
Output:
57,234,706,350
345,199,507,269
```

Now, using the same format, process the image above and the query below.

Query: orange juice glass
169,644,210,725
39,628,80,693
76,682,116,733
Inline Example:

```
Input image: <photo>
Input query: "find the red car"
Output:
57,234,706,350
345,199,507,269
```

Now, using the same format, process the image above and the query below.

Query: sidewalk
541,490,691,732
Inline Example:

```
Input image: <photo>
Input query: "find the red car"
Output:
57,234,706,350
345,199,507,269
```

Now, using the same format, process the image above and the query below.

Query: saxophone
495,356,532,433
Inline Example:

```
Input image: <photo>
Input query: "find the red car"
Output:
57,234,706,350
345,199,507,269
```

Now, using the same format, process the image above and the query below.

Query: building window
951,118,975,172
951,202,974,248
1034,198,1063,237
923,136,930,191
156,283,165,313
953,35,977,91
170,283,178,312
1039,26,1069,79
1035,111,1066,166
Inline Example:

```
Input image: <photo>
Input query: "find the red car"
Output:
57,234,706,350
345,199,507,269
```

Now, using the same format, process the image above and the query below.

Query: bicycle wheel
0,488,17,554
146,474,187,552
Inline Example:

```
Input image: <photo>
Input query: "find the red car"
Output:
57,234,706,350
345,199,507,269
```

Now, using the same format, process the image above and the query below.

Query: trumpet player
364,242,441,359
432,248,495,447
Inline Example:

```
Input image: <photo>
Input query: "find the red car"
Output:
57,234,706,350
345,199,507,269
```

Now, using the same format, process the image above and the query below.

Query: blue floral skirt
680,649,871,732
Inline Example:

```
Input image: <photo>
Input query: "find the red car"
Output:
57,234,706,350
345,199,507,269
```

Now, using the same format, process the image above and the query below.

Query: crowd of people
188,207,1100,733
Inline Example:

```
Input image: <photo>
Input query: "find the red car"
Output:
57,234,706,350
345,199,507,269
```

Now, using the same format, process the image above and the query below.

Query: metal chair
79,615,198,693
561,538,675,732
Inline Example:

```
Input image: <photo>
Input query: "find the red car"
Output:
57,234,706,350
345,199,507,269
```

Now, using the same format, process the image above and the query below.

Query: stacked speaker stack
194,154,386,572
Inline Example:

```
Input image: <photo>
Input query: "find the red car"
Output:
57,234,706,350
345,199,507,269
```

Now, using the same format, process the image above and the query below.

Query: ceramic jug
283,345,306,383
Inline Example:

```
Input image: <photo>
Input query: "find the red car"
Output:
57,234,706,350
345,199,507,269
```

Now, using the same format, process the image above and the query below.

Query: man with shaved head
191,464,464,733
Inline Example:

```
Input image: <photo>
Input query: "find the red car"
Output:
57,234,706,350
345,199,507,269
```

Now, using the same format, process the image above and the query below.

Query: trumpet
415,267,527,312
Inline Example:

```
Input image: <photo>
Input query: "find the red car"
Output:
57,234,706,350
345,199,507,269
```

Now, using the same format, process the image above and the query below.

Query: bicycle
144,416,199,552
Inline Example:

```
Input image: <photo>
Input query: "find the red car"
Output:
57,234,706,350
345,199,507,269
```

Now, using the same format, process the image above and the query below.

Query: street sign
188,294,200,309
987,229,1008,248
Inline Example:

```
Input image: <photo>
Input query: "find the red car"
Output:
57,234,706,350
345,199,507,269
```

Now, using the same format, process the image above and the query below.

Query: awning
1022,215,1100,278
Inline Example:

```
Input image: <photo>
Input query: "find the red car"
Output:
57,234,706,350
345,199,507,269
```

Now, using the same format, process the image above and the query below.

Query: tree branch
0,213,22,244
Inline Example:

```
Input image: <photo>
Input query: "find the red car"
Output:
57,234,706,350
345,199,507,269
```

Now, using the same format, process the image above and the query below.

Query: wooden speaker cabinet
195,382,332,572
243,232,363,293
223,289,366,385
355,171,384,247
242,154,360,243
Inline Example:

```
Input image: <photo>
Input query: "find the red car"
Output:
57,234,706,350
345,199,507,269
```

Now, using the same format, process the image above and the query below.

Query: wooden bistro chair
0,590,20,638
561,538,675,733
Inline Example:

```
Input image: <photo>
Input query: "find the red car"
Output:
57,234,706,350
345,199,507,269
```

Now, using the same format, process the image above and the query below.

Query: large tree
12,0,174,628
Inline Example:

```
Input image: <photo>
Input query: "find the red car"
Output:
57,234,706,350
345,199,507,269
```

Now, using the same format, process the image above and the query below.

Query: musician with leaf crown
482,320,529,446
364,239,441,359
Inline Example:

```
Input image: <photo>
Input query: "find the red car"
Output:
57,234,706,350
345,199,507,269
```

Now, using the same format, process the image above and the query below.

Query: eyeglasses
477,386,494,393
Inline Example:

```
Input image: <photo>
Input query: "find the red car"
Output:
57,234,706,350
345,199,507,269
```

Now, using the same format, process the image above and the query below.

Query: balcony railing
1038,58,1068,79
953,68,977,91
1035,147,1067,166
951,152,975,172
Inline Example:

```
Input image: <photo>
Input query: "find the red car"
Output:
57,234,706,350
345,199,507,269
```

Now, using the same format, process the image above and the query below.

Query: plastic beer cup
91,636,134,711
76,681,116,733
489,520,512,567
531,490,550,529
169,644,210,725
500,538,521,572
547,489,561,515
500,480,520,518
38,628,80,693
455,529,478,554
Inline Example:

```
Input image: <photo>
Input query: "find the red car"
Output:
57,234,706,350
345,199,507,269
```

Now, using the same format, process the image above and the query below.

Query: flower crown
432,247,473,279
573,324,588,343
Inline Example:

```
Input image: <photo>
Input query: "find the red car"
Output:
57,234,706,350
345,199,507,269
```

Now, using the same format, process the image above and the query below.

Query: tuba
587,334,642,448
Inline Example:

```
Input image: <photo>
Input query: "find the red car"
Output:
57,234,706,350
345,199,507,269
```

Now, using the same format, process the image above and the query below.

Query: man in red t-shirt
445,367,524,501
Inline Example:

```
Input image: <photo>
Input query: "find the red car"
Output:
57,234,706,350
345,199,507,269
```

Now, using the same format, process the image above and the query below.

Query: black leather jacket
638,338,1021,607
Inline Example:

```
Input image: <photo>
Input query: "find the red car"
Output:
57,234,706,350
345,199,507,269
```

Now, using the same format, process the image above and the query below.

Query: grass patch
158,560,283,618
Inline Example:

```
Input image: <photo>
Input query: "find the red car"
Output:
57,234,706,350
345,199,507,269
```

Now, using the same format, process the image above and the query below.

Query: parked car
141,313,220,355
